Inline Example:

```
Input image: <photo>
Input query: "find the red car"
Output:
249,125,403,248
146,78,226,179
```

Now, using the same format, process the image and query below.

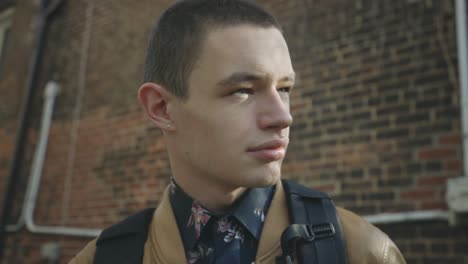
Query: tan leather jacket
70,181,406,264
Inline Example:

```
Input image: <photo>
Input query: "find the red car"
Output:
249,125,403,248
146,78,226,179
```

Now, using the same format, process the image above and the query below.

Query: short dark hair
143,0,281,99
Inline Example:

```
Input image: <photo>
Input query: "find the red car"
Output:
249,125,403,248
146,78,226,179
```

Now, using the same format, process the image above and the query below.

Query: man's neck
172,177,247,213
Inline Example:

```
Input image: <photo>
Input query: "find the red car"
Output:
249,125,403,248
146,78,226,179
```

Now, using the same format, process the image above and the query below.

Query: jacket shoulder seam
382,235,390,264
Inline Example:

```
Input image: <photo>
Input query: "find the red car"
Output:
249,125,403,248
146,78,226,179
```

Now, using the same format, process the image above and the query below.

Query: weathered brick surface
0,0,467,263
380,221,468,264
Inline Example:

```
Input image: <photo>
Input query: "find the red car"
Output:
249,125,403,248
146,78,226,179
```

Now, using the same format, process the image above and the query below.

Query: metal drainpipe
455,0,468,178
0,0,64,259
365,210,449,225
4,0,99,238
1,0,100,239
21,81,101,237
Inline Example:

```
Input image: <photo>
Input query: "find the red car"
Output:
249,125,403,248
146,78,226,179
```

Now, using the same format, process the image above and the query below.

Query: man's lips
247,139,289,162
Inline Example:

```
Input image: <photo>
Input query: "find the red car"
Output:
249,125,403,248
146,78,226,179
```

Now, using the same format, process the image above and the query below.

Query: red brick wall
260,1,467,263
263,0,462,214
0,0,467,263
381,221,468,263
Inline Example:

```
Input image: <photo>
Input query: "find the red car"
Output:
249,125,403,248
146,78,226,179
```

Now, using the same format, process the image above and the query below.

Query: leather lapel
256,180,289,262
148,186,187,264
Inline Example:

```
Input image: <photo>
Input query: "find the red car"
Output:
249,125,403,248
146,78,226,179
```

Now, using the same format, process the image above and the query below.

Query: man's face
168,25,294,191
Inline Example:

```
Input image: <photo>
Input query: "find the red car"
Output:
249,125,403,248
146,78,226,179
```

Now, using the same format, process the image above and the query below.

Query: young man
71,0,406,263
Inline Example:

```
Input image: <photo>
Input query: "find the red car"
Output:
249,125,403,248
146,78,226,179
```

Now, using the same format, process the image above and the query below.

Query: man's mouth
247,139,289,162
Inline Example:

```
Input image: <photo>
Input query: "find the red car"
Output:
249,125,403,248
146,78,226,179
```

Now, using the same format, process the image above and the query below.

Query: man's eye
233,88,253,95
278,87,291,93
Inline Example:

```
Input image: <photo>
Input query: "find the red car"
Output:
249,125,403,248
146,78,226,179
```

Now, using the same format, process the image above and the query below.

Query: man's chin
247,173,281,188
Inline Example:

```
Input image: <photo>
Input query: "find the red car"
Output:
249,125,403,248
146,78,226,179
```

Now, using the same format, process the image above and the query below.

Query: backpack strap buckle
307,222,335,241
276,223,335,264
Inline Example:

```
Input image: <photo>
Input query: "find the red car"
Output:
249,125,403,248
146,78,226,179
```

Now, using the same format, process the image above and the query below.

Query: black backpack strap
93,208,156,264
277,179,348,264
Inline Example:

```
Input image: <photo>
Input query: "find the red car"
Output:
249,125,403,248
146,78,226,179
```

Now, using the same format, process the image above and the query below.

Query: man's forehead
204,26,291,64
204,24,285,48
188,24,293,90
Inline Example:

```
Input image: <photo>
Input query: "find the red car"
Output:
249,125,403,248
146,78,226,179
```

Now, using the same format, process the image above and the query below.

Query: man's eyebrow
217,72,264,87
217,72,296,87
279,73,295,83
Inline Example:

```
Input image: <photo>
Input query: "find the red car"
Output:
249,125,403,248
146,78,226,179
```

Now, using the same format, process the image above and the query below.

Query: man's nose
257,92,293,130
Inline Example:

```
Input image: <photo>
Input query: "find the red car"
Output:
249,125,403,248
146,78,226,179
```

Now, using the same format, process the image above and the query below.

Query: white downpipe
22,81,100,237
456,0,468,177
6,2,100,237
23,1,100,237
364,210,449,225
6,81,100,236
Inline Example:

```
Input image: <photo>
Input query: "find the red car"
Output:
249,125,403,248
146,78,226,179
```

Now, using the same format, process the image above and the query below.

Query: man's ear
138,82,176,131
